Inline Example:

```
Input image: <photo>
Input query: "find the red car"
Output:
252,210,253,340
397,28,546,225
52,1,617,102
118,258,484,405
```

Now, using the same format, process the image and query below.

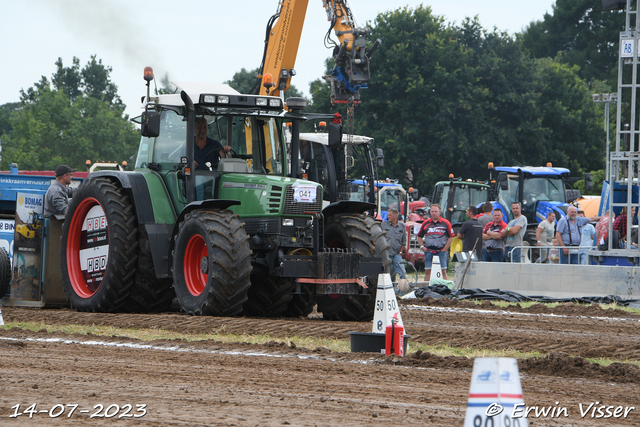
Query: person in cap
44,165,77,217
381,207,407,284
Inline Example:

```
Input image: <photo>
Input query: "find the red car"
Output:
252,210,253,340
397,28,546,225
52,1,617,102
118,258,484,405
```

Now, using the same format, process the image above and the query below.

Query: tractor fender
174,200,241,229
87,171,161,225
476,201,508,221
322,200,376,222
83,171,175,279
536,201,569,224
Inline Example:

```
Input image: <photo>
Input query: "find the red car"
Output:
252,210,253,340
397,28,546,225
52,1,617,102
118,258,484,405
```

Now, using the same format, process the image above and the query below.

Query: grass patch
484,301,563,310
407,342,542,360
3,321,640,368
599,302,640,315
471,299,640,314
1,321,351,353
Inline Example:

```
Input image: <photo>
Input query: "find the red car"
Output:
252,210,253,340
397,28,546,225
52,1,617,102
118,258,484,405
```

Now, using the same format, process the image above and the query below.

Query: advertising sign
10,193,44,303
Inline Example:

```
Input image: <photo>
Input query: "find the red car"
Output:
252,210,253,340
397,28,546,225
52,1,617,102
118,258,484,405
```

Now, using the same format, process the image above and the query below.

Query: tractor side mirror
412,188,419,200
141,111,160,138
585,173,593,192
566,189,581,204
376,148,384,168
328,122,342,149
498,172,509,191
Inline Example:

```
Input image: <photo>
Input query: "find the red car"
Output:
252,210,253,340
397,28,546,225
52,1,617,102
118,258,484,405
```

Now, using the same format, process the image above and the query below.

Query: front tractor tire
172,210,252,316
317,214,390,321
61,178,138,312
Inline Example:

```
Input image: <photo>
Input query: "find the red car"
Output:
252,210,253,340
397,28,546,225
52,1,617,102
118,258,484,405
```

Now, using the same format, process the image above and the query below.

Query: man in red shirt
417,204,454,282
613,207,629,242
482,209,508,262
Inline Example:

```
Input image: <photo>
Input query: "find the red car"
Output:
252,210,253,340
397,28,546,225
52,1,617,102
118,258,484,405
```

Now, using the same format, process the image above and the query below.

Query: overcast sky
1,0,556,119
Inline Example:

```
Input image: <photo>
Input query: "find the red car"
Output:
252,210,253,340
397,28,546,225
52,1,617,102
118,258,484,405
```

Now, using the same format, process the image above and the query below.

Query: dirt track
0,299,639,426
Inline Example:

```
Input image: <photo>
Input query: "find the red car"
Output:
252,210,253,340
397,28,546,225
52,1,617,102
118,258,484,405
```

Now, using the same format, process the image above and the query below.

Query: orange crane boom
256,0,381,104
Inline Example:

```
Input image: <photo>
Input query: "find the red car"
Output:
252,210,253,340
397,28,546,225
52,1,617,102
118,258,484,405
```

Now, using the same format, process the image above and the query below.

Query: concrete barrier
454,261,640,299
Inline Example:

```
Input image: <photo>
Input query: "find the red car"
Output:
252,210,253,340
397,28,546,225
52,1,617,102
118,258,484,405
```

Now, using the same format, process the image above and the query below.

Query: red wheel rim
66,197,107,298
184,234,208,296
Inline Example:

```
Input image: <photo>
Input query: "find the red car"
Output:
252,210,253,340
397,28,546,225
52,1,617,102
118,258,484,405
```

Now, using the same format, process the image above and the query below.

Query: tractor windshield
497,174,565,221
136,109,284,176
448,184,490,224
379,187,402,211
523,177,565,203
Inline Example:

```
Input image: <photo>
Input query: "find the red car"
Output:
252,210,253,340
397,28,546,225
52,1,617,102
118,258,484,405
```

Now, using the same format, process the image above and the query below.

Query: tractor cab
493,166,572,224
431,179,490,231
136,82,290,214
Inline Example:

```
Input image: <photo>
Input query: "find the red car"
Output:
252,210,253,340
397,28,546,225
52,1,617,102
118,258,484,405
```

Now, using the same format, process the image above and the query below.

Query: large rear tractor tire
316,214,390,321
172,210,252,316
61,178,138,312
124,227,175,313
0,247,11,298
243,275,294,317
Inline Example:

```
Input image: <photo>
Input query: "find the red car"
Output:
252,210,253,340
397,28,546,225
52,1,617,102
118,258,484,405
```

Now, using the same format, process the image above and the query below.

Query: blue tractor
486,166,581,257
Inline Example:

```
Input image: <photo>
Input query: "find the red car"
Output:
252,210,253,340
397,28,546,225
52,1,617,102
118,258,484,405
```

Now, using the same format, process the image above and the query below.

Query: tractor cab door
299,140,336,203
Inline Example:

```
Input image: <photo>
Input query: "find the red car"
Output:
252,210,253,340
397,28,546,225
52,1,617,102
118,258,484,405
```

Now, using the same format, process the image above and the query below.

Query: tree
0,102,19,136
521,0,625,88
2,57,139,171
225,67,304,99
49,55,124,109
307,6,605,193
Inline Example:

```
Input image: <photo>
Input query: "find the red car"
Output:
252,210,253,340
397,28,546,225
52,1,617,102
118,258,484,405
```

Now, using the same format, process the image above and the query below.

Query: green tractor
59,68,388,320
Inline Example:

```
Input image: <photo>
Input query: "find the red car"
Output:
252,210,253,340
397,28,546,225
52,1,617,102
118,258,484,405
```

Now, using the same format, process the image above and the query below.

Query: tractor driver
193,117,232,170
44,165,77,218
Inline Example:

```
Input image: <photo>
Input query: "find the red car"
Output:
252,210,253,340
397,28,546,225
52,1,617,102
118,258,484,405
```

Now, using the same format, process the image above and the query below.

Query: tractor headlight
218,95,229,104
282,219,294,227
256,98,268,107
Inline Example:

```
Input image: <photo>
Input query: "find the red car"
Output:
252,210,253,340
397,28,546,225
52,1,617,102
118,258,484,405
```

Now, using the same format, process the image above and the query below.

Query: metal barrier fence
504,244,599,263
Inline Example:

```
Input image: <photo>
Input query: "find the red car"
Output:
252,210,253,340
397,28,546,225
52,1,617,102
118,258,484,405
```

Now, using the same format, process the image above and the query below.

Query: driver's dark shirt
194,137,223,170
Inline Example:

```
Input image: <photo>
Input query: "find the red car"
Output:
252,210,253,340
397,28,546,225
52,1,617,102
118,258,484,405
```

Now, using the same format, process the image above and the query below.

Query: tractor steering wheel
204,148,236,164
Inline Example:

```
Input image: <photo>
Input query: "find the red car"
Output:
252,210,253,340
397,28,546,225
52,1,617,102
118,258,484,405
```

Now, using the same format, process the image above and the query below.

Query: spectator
477,202,493,260
44,165,77,218
536,211,556,263
381,208,406,283
456,206,483,260
502,201,528,262
613,207,629,243
577,210,596,265
482,209,508,262
556,206,600,264
595,210,614,249
417,204,454,282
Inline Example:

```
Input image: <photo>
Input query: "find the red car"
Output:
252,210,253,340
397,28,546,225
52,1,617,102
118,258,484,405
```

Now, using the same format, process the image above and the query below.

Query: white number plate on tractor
293,185,316,203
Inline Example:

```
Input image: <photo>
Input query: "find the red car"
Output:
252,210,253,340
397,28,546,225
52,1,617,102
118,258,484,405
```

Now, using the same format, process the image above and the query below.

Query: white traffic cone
430,254,444,283
464,357,528,427
371,273,404,334
429,253,455,289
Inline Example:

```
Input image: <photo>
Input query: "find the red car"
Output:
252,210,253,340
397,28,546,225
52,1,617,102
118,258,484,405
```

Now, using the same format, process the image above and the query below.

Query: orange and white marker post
464,357,528,427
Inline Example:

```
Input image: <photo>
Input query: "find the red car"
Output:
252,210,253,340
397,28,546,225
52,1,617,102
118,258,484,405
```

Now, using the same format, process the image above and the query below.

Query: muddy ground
0,298,639,426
